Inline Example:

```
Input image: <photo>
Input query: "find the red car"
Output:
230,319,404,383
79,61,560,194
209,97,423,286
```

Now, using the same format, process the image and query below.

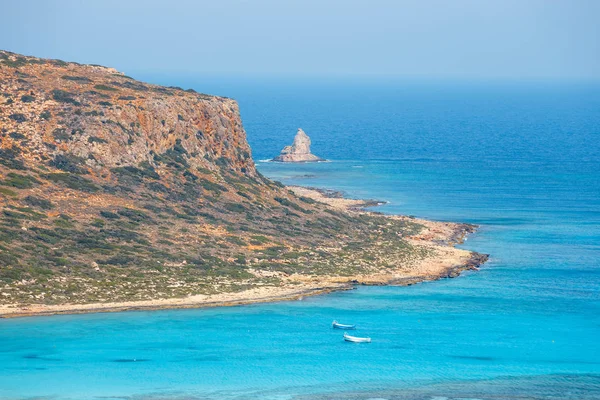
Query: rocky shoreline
1,185,488,319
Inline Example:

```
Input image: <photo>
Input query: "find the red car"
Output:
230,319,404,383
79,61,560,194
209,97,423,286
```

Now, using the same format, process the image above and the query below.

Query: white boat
332,320,356,330
344,332,371,343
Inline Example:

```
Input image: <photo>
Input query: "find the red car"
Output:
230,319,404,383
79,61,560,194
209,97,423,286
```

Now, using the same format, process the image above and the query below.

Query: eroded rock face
0,50,256,176
272,129,325,162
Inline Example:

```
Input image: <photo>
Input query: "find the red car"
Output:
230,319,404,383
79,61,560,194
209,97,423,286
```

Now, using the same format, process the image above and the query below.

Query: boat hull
332,321,356,330
343,333,371,343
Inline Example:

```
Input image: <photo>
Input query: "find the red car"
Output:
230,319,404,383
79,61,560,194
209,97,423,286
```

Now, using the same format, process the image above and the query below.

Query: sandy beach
0,186,487,318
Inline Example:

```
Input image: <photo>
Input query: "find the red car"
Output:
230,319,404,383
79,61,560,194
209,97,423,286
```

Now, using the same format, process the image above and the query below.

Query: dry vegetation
0,50,487,314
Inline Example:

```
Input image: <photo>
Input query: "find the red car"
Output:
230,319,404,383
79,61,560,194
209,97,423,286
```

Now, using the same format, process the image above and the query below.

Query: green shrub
44,173,99,192
226,236,247,246
24,195,53,210
299,196,316,204
117,208,151,222
0,147,25,170
215,157,229,168
52,128,70,142
154,140,189,169
54,215,74,228
111,163,160,185
52,89,80,105
91,218,105,228
1,173,40,189
94,84,117,92
0,187,17,197
87,136,108,144
224,203,246,213
8,132,24,139
103,255,134,265
100,210,120,219
274,196,304,212
9,113,26,123
20,94,35,103
40,110,52,120
250,235,270,244
61,75,92,82
198,178,227,193
50,154,88,174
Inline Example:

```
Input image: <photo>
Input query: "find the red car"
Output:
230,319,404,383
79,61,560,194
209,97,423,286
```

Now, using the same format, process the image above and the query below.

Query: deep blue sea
1,80,599,399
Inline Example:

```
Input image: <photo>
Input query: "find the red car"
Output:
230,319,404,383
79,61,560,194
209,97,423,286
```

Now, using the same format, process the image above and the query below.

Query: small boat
344,332,371,343
332,320,356,330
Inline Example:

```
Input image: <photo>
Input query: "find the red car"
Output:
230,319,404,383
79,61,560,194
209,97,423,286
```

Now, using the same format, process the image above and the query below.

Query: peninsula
272,128,326,162
0,50,487,318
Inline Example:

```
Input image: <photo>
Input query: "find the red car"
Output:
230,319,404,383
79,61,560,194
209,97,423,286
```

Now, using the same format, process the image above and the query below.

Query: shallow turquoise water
1,81,599,399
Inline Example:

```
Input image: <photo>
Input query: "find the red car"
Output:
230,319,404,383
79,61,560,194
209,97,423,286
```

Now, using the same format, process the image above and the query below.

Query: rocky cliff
1,51,254,176
0,50,485,310
272,128,325,162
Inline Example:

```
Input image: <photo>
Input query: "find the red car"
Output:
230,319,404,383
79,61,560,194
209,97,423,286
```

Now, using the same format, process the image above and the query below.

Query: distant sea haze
1,81,599,399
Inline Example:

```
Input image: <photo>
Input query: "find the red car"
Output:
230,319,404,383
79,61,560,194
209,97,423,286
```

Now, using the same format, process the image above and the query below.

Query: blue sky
1,0,599,80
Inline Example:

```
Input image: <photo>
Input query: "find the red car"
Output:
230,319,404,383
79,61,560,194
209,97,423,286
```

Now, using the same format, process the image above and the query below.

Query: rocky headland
0,50,487,318
272,128,326,162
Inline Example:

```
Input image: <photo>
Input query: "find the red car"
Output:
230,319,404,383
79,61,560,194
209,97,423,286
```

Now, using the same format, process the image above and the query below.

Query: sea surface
1,80,600,399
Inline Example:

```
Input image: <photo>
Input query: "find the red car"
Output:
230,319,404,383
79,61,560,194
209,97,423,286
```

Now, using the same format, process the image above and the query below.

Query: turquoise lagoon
1,81,599,399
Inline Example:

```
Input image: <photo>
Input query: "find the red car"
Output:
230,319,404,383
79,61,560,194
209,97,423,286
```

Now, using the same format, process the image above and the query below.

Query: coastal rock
0,50,488,315
272,129,325,162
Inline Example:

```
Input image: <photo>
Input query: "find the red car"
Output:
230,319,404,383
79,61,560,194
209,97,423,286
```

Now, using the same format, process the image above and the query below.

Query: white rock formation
272,129,325,162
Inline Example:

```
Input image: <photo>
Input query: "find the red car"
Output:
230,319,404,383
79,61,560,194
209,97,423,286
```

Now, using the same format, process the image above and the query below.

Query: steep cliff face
0,50,255,176
0,51,459,308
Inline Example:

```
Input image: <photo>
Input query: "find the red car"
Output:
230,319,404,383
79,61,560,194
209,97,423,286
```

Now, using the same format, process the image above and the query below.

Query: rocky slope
0,50,487,311
272,128,325,162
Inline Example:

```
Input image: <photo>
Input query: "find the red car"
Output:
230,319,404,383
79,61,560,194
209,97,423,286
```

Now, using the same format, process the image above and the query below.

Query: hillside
0,50,486,315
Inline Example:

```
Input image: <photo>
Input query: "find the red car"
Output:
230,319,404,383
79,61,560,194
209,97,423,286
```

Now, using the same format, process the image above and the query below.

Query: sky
1,0,599,80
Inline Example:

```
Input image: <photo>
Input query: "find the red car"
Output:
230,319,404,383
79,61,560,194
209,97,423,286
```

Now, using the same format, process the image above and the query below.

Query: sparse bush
94,84,118,92
104,255,134,265
24,195,53,210
87,136,108,144
0,187,17,197
52,89,80,105
0,173,40,189
299,196,316,204
91,218,105,228
100,210,120,219
9,132,25,140
198,178,227,193
0,146,25,170
50,154,88,174
224,203,246,213
9,113,26,123
52,128,70,142
61,75,92,82
44,173,99,192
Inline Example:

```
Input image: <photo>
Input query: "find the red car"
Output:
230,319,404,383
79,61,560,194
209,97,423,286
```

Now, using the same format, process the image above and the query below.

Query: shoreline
0,186,488,319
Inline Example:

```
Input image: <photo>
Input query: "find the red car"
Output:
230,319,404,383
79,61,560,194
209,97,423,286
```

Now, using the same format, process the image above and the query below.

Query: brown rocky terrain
0,50,487,317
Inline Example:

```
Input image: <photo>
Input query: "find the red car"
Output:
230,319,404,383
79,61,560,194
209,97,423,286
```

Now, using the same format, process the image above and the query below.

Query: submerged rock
272,128,326,162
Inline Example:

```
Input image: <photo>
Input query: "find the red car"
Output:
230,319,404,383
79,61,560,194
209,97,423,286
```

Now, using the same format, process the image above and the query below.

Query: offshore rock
272,128,325,162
